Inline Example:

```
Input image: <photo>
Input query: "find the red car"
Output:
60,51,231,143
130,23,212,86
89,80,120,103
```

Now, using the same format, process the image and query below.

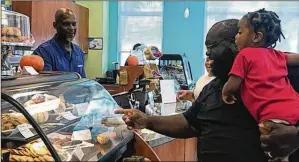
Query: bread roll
12,27,21,37
1,27,9,36
6,27,14,36
97,134,110,145
32,112,49,124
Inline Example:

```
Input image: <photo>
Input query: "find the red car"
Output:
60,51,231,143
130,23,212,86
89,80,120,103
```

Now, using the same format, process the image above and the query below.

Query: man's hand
114,109,148,130
259,121,299,160
176,90,194,101
222,94,237,104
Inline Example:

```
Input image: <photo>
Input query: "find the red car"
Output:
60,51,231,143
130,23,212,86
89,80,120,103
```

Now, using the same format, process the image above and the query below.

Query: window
118,1,163,65
204,1,299,74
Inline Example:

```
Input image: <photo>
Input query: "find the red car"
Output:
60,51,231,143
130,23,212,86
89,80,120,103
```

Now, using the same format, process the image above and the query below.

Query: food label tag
74,145,84,161
10,124,34,138
71,129,92,141
24,66,39,75
62,111,78,120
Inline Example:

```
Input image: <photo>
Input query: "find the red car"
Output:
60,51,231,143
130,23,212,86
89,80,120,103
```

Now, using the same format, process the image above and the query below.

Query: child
222,8,299,159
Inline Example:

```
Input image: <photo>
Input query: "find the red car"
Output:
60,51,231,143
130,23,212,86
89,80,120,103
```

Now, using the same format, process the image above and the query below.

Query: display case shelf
2,117,82,148
1,42,33,47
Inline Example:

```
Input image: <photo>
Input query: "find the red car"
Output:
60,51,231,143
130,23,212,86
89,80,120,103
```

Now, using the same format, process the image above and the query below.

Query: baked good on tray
24,94,58,107
8,140,68,162
97,133,111,145
2,112,28,130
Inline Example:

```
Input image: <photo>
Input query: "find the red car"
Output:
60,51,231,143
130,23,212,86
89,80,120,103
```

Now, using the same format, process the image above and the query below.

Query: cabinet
12,1,89,53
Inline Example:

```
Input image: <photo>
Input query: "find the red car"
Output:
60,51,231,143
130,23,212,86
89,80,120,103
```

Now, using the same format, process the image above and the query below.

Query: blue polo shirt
33,37,86,78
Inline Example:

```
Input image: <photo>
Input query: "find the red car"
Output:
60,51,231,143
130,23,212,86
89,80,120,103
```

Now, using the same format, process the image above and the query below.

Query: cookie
29,146,39,157
21,156,29,162
9,156,16,161
13,155,21,161
19,150,26,156
27,157,34,162
11,149,20,155
31,142,48,156
38,155,46,162
43,155,54,161
22,149,31,156
10,155,18,161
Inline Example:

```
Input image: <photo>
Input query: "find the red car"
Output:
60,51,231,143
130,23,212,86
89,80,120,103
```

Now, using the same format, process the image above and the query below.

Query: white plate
25,98,61,115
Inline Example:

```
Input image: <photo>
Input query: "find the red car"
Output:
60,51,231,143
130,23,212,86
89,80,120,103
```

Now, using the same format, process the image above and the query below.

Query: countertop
141,102,189,147
141,130,175,148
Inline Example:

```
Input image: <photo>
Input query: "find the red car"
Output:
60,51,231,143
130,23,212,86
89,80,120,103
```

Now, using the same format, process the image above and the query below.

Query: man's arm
146,114,197,138
114,109,197,139
260,121,299,159
287,54,299,66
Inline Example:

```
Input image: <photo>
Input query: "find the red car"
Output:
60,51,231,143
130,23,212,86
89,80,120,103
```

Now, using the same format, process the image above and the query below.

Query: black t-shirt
183,78,268,162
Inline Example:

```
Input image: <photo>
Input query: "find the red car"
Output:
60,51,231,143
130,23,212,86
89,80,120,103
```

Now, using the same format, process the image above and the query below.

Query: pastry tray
2,117,81,149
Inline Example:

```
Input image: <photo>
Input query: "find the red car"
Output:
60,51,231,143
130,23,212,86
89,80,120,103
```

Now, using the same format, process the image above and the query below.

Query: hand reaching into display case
176,90,194,102
114,109,148,130
114,108,197,139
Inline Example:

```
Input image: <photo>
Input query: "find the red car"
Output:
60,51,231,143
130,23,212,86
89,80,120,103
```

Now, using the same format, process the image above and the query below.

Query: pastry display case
1,72,134,162
1,9,34,77
159,54,194,90
1,10,31,44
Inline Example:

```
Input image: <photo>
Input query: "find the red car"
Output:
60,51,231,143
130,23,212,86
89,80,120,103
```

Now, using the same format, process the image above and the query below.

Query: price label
74,145,84,161
20,129,34,138
62,111,78,120
24,66,39,75
72,129,92,141
10,124,34,138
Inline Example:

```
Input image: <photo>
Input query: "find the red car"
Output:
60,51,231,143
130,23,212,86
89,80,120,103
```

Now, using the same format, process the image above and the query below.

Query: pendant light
184,2,189,19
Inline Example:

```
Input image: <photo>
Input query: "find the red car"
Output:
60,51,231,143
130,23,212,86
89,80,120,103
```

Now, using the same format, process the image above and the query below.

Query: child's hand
222,94,237,104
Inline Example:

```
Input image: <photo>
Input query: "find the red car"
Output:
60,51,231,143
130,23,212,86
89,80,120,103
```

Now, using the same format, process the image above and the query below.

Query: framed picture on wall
88,37,103,50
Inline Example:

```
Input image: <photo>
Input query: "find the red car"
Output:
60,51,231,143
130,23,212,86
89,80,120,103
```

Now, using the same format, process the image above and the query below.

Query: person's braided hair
244,8,285,48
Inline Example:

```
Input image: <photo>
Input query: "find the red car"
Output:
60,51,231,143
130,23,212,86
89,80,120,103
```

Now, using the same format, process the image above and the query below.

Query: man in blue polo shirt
34,8,86,78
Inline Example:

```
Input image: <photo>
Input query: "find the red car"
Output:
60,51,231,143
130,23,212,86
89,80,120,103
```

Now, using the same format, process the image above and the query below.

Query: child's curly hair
244,8,285,48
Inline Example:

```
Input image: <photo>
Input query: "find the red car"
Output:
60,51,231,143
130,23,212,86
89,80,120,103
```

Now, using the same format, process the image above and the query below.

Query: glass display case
1,73,134,162
1,10,30,43
1,9,34,77
159,54,194,90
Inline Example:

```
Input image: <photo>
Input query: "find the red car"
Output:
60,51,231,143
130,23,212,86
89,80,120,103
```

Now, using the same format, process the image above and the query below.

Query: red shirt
229,47,299,124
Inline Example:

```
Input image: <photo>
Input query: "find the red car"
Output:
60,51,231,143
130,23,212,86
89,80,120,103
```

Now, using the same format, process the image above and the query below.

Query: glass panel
119,1,163,13
204,1,299,73
2,79,132,161
205,1,299,53
119,16,163,52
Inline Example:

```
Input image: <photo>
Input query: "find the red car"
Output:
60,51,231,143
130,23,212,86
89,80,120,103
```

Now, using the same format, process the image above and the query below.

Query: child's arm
222,75,243,104
222,48,250,104
287,54,299,66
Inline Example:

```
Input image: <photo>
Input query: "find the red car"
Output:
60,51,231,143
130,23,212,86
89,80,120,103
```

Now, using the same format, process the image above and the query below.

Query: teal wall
108,1,119,70
162,2,206,80
108,1,206,80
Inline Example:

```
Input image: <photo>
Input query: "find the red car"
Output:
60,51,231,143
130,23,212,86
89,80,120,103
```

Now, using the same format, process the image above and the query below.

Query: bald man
34,8,86,78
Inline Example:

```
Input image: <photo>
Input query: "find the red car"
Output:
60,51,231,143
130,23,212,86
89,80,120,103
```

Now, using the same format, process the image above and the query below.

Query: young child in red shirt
222,8,299,143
